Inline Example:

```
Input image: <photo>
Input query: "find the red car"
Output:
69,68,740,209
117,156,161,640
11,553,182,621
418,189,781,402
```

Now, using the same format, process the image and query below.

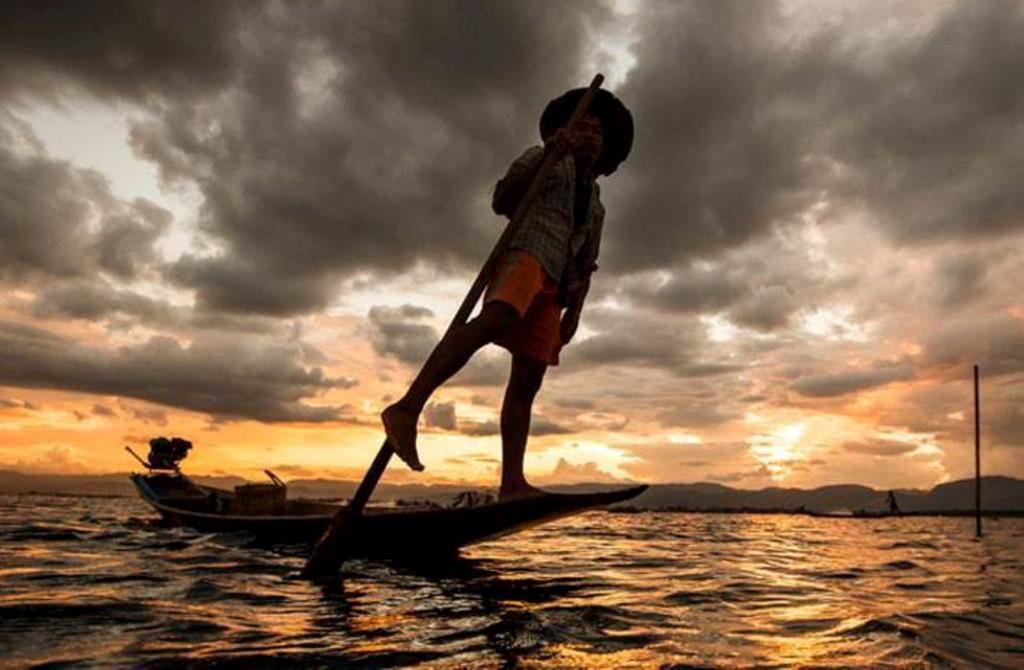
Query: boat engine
147,436,192,471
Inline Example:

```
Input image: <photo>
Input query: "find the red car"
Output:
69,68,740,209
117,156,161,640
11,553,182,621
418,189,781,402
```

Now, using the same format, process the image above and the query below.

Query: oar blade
300,510,356,578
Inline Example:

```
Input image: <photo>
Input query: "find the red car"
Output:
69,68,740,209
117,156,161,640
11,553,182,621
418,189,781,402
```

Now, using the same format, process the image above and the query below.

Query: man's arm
560,274,590,345
493,131,579,217
492,146,545,217
560,227,601,344
561,262,602,345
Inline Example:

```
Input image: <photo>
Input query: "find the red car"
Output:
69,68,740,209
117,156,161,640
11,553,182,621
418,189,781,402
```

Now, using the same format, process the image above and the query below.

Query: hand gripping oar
301,73,605,578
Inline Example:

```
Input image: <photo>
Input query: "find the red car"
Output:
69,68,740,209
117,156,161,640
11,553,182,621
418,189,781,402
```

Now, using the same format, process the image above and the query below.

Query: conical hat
539,87,634,176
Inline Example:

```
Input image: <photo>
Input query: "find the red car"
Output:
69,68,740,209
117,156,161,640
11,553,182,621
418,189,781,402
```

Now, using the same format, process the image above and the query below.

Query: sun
748,422,807,481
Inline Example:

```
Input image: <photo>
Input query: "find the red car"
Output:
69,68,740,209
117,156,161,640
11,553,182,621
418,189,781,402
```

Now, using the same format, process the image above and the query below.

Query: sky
0,0,1022,490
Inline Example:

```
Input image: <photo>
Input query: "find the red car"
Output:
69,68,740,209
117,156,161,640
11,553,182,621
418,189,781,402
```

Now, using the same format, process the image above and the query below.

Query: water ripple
1,496,1022,668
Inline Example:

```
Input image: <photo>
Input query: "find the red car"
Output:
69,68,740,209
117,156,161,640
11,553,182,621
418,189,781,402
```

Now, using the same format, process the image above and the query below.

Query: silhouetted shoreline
3,470,1022,514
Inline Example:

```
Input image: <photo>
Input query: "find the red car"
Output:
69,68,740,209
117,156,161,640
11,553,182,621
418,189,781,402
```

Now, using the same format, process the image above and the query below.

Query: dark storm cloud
632,269,747,314
0,1,243,101
450,413,572,437
367,304,437,365
0,114,173,283
460,419,500,437
3,0,1020,439
424,401,456,431
29,277,292,337
923,315,1024,377
606,0,1024,271
565,308,742,376
3,0,1022,321
570,328,686,367
656,401,740,428
553,397,595,410
2,0,616,315
933,253,989,310
0,321,353,422
530,416,573,436
94,200,172,279
166,254,340,317
568,308,705,368
729,286,799,332
120,403,168,426
125,1,612,315
791,365,913,398
31,279,169,323
575,411,629,432
616,229,850,334
650,374,748,428
1,120,104,279
990,400,1024,448
842,440,918,457
449,352,509,388
453,413,572,437
824,1,1024,245
676,362,746,378
91,403,116,418
607,1,824,271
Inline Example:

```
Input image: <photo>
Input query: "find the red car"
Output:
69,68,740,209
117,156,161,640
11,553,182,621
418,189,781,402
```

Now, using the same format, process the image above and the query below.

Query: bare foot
382,402,424,472
498,482,546,502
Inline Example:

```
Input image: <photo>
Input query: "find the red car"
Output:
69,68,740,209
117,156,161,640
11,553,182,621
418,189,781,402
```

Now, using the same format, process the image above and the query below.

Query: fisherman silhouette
381,87,633,499
887,490,901,516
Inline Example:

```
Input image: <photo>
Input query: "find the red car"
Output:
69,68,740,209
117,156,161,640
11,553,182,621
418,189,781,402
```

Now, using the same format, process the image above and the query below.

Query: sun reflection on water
1,496,1022,668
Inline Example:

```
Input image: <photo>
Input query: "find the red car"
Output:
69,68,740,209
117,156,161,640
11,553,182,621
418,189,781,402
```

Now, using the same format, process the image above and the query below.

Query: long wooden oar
301,73,605,578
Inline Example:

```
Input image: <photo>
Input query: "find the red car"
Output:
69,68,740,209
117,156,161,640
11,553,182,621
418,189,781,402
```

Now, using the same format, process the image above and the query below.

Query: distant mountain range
2,470,1022,512
622,477,1024,513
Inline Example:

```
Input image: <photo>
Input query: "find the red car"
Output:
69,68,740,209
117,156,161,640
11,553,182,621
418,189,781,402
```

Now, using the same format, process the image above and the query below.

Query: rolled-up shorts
483,250,563,366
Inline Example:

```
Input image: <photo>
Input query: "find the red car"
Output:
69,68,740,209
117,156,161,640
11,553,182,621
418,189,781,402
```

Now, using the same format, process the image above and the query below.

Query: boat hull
131,473,647,555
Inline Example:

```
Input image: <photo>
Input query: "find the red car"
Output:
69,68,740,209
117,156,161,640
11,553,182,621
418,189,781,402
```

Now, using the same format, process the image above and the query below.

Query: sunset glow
1,0,1022,492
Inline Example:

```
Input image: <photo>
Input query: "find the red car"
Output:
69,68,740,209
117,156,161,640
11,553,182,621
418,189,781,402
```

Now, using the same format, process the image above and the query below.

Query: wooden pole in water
974,364,982,538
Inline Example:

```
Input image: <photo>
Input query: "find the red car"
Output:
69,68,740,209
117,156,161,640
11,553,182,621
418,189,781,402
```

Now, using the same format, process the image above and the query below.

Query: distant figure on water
887,490,901,516
382,88,634,499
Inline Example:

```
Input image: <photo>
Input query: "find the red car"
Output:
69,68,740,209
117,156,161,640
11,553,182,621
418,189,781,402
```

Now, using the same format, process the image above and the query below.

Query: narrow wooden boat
131,472,341,545
130,472,647,556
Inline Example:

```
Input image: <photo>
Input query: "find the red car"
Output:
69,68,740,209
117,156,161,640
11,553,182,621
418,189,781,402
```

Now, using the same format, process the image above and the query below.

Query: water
1,495,1022,669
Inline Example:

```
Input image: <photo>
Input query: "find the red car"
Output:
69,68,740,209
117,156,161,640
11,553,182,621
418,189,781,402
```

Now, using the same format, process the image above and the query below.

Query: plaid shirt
491,145,605,304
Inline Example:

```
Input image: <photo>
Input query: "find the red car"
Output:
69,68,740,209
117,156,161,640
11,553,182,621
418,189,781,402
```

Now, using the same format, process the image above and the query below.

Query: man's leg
499,353,548,499
383,301,519,471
